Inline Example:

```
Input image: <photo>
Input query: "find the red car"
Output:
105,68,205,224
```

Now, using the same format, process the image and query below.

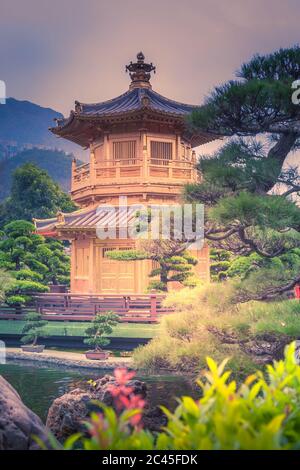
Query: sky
0,0,300,161
1,0,300,114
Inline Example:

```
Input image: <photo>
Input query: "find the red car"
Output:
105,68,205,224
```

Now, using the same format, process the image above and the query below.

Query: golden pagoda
35,53,216,294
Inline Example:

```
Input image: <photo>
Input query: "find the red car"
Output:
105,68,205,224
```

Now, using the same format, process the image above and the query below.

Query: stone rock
0,375,49,450
46,374,164,442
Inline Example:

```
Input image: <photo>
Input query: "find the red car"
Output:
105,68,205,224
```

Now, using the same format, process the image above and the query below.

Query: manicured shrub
134,286,300,375
21,312,49,345
5,279,49,306
84,312,119,351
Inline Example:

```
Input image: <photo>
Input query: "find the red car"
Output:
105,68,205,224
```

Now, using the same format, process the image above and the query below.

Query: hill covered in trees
0,148,81,201
0,98,85,159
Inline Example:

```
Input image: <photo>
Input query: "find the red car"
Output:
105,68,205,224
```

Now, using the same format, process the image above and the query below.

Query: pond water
0,361,197,423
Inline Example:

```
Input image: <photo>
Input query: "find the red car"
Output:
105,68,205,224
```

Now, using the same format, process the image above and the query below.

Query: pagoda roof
74,88,198,118
34,205,140,237
50,52,220,148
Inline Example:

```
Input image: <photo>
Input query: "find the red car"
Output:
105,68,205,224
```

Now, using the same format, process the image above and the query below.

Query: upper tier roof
50,52,220,148
78,87,198,117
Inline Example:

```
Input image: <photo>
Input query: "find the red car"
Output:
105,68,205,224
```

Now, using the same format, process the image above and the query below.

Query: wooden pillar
176,134,181,160
90,150,95,185
70,239,76,293
141,131,148,177
150,293,157,322
104,132,110,164
71,158,76,192
88,238,95,293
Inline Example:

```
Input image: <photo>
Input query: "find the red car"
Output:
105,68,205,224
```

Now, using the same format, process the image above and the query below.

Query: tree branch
236,275,300,303
238,227,284,258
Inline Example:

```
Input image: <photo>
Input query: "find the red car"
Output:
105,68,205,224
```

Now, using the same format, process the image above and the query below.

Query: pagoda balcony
71,157,199,194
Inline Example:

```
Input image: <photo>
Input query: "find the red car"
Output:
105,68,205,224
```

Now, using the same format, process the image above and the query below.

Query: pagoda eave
50,110,218,148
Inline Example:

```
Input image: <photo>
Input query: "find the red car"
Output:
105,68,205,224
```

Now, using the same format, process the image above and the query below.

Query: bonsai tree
84,312,119,352
21,312,49,347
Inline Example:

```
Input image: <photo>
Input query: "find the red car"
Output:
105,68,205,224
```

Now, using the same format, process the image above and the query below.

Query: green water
0,361,195,423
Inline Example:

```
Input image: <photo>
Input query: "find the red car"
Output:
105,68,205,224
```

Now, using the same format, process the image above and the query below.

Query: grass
0,320,159,339
208,299,300,338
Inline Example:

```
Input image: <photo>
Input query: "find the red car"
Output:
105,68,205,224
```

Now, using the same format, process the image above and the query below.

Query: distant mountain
0,97,87,159
0,148,81,201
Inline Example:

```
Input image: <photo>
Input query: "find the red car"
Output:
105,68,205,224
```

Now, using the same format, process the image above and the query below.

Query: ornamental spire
126,52,156,89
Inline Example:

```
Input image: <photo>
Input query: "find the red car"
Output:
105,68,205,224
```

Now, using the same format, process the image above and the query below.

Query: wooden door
97,246,137,293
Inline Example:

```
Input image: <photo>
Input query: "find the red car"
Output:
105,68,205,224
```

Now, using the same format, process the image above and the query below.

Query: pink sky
1,0,299,162
1,0,300,113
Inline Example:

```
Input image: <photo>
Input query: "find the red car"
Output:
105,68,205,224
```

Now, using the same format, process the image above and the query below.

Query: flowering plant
52,342,300,450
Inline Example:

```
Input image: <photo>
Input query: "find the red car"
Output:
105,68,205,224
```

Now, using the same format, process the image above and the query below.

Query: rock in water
46,375,166,442
0,375,49,450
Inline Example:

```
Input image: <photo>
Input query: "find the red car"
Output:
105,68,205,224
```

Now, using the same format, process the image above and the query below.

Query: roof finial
126,52,156,89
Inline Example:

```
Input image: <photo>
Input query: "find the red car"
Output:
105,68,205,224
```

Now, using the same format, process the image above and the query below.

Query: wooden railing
72,157,198,191
95,159,143,180
148,158,196,180
0,293,173,323
73,162,90,186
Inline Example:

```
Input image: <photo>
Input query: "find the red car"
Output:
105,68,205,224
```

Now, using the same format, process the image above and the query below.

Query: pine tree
187,46,300,301
0,220,70,306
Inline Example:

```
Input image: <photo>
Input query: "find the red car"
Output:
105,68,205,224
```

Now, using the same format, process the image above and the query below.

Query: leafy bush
134,286,300,375
5,279,49,305
0,269,13,301
162,283,238,314
47,343,300,450
0,219,70,306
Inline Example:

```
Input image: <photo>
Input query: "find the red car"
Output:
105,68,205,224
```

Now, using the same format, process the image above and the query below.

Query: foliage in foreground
43,344,300,450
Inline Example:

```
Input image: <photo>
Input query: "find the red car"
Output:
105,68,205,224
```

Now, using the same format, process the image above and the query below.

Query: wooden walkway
0,293,173,323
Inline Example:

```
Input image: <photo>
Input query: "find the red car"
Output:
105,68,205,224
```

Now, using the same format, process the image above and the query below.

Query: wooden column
176,134,181,160
71,158,76,192
90,150,95,185
141,131,148,177
88,238,95,293
70,239,76,292
150,293,157,322
104,132,110,164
